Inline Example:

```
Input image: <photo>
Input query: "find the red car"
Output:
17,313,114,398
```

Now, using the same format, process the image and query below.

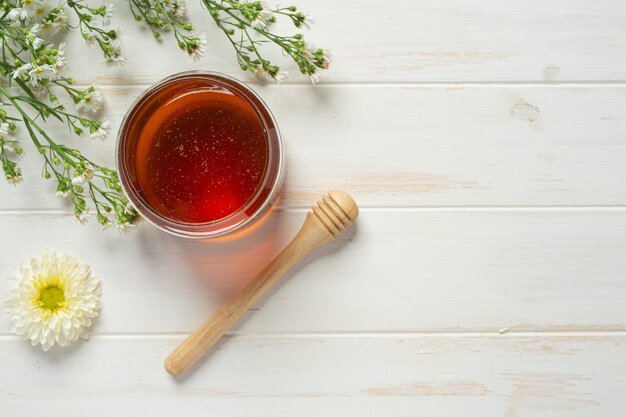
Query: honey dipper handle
164,213,334,377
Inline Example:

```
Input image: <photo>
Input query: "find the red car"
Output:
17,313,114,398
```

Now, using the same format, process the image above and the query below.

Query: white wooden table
2,1,625,415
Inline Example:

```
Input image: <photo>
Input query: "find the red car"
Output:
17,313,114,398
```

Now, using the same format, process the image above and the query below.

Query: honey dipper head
312,189,359,238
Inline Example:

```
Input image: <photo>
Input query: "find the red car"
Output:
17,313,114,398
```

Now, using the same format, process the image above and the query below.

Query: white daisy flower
41,7,68,35
90,120,110,140
28,23,41,37
32,1,51,20
26,24,45,50
21,0,42,17
28,64,57,84
32,37,44,50
76,85,104,114
7,8,28,21
11,63,33,80
4,251,102,351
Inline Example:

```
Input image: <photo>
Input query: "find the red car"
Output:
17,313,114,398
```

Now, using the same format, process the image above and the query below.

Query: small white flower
76,85,104,114
32,1,51,20
102,4,114,25
116,221,136,234
0,122,11,138
309,73,320,85
82,168,94,181
272,71,288,84
167,0,187,18
6,173,23,185
41,7,68,35
41,20,60,35
253,68,271,81
55,190,69,198
11,63,33,80
7,8,28,21
124,202,137,216
251,18,266,30
302,14,315,29
101,219,112,230
28,64,57,84
105,39,126,66
4,251,102,351
321,50,331,69
90,120,110,140
26,25,44,49
28,23,41,37
76,209,91,224
32,37,44,50
187,33,206,61
21,0,43,16
251,9,273,30
54,43,67,71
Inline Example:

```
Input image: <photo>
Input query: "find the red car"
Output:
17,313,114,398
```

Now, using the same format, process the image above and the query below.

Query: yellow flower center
38,284,66,311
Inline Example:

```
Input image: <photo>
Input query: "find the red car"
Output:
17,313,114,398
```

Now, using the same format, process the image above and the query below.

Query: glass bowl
116,71,284,238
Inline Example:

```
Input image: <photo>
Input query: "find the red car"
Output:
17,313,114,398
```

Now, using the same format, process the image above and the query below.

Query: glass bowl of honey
117,71,284,238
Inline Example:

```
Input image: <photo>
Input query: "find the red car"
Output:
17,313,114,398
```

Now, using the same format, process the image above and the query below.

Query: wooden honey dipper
165,189,359,377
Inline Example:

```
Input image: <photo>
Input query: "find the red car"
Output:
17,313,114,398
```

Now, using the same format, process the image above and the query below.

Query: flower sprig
0,108,23,184
205,1,328,83
0,3,138,231
128,0,207,60
130,0,329,84
66,0,125,65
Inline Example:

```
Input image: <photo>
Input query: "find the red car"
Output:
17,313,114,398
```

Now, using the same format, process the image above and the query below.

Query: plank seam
1,330,625,339
70,82,626,88
2,206,626,216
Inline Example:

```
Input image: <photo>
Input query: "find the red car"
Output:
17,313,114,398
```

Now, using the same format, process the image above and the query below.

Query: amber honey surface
129,79,269,223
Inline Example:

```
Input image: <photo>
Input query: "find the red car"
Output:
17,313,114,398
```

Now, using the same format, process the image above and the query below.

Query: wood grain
1,85,626,210
0,209,624,335
47,0,626,84
1,335,624,416
2,0,625,414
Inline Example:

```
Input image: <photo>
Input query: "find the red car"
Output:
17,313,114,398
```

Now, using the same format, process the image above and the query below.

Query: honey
117,72,283,237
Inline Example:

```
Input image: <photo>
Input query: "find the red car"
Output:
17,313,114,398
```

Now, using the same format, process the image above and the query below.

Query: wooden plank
1,334,624,416
1,85,626,209
51,0,626,84
0,209,624,334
